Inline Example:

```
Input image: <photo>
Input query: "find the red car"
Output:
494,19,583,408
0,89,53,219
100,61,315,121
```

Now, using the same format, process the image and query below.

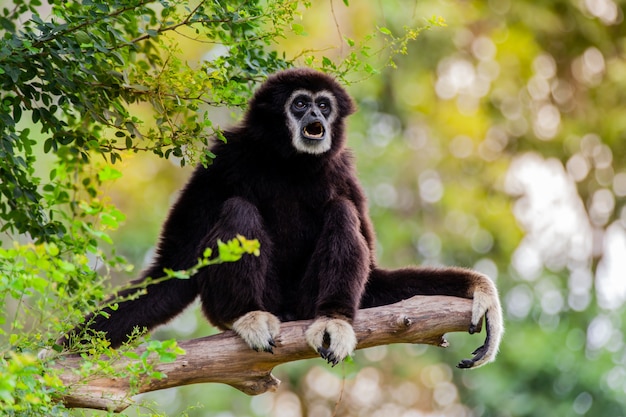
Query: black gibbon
62,68,503,368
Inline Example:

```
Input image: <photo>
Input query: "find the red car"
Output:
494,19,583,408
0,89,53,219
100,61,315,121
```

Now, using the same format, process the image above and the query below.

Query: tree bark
52,295,478,412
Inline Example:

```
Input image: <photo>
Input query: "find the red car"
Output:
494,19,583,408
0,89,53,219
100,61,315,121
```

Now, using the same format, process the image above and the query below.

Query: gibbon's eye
317,100,331,114
292,98,308,111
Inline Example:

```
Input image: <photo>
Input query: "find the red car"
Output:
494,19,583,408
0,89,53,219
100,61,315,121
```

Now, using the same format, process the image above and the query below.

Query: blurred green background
54,0,626,416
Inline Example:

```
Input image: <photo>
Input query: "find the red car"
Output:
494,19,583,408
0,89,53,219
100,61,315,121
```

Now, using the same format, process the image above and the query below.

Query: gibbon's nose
310,108,322,118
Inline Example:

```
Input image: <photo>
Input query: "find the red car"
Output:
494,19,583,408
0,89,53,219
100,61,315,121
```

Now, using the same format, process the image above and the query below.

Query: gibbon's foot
458,275,504,369
232,311,281,353
305,317,357,366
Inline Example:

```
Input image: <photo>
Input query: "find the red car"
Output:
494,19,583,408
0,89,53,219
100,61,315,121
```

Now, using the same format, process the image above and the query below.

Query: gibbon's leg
197,197,280,353
60,267,199,349
303,198,370,365
361,266,503,369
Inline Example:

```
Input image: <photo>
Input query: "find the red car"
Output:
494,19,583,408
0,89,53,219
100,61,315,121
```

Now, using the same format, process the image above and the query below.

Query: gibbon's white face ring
285,89,338,155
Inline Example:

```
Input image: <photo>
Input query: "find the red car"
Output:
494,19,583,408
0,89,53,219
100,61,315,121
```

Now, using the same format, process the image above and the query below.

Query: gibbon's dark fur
66,68,502,368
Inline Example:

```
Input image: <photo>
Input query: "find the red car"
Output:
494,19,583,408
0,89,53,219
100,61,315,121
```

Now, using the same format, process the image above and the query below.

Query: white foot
305,317,357,366
232,311,281,353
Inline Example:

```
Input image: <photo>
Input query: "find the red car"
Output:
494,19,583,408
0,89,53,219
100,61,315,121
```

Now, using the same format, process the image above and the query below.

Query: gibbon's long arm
301,197,370,365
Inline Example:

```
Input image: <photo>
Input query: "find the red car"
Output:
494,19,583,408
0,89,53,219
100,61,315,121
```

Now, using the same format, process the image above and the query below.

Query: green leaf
98,166,122,182
43,138,54,153
124,351,140,360
158,352,177,363
45,243,59,257
217,239,243,262
291,23,306,36
100,213,119,228
0,17,15,33
163,268,191,279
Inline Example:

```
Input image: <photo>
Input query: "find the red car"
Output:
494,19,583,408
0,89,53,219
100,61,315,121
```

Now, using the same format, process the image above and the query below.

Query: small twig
330,0,344,55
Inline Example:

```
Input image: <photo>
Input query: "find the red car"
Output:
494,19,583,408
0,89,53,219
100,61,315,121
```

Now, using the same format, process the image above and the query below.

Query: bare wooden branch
52,295,477,412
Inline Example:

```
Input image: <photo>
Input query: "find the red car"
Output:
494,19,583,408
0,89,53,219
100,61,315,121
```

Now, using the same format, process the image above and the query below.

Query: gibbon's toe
232,311,281,354
305,317,357,366
468,321,480,335
457,358,475,369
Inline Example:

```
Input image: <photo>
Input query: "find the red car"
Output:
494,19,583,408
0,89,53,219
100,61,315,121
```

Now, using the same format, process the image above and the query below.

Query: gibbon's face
285,89,338,155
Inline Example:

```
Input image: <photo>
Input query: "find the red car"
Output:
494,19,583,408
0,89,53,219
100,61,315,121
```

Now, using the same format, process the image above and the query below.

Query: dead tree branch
53,295,477,412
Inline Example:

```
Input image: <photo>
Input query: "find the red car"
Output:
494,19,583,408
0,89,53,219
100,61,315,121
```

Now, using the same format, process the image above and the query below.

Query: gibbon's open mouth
303,122,325,140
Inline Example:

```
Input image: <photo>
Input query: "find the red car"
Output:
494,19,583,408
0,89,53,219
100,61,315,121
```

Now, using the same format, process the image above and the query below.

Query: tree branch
53,295,478,412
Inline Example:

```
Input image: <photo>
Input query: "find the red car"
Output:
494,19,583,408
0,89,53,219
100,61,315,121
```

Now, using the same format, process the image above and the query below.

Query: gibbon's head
245,68,356,157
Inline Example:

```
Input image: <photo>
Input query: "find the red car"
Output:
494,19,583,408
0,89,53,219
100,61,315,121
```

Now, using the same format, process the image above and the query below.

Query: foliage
0,351,64,416
2,233,259,415
0,0,296,242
